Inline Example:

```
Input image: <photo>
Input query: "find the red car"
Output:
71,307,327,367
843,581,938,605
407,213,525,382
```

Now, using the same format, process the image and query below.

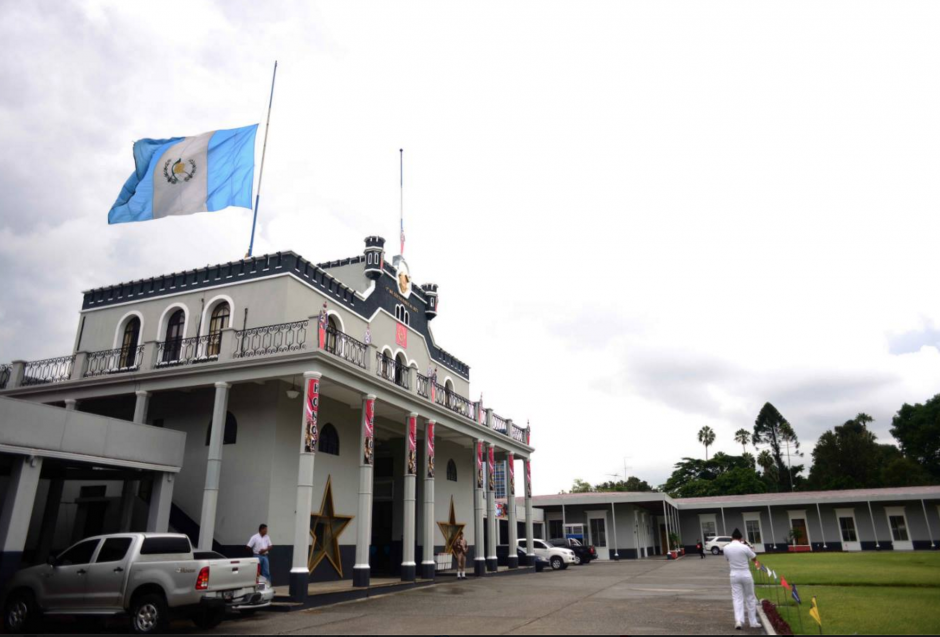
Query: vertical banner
303,377,320,453
487,446,496,492
525,459,532,498
318,303,328,350
363,397,375,465
426,421,435,479
406,415,417,475
476,441,484,489
507,453,515,496
396,322,408,348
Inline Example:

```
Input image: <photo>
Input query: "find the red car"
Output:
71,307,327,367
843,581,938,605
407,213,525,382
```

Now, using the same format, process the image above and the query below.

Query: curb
757,605,776,635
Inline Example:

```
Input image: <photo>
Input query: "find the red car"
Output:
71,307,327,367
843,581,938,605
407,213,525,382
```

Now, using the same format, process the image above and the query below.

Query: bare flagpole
247,61,278,258
399,148,404,255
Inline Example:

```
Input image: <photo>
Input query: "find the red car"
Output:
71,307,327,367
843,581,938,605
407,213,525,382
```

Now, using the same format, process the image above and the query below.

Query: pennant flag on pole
781,576,791,592
754,559,761,570
109,124,258,224
791,584,802,604
809,596,822,628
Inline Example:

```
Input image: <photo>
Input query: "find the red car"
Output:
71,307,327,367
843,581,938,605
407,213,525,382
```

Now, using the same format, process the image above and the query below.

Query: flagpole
247,61,278,258
399,148,404,255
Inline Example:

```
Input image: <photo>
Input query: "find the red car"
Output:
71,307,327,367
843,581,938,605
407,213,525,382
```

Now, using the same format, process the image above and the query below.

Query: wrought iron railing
416,372,430,399
434,383,473,419
492,413,508,435
84,345,145,377
510,423,528,443
156,335,218,366
22,355,75,386
233,320,307,358
376,352,411,390
323,326,368,370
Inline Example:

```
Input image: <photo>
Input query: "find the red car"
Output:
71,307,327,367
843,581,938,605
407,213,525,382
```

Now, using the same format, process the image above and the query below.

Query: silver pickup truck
2,533,265,634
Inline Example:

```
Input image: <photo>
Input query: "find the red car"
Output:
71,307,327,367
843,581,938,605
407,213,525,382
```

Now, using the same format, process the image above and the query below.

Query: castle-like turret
421,283,438,320
364,236,385,280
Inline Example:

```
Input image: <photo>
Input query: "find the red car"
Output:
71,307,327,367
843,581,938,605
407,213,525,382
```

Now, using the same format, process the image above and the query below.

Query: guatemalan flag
108,124,258,224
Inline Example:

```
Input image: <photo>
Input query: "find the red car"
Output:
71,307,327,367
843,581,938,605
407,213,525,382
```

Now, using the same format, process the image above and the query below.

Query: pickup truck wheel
3,590,39,633
573,554,582,565
130,593,169,634
193,607,226,630
550,556,564,570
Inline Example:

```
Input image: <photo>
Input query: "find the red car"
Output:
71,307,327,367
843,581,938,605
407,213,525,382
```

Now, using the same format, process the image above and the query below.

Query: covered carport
0,396,184,581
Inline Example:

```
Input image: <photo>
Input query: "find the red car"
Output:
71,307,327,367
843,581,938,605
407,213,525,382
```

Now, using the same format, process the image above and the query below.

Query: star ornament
437,496,467,555
308,476,354,577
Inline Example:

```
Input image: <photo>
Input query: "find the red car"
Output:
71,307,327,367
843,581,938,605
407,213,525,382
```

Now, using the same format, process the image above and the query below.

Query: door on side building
587,511,609,560
835,508,861,552
885,506,913,551
787,510,812,548
742,512,766,553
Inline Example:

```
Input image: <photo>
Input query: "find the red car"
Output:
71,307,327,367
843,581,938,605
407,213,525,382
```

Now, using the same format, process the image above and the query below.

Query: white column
354,394,376,588
524,457,534,564
64,398,78,411
146,472,174,532
36,478,64,562
420,420,436,579
662,502,671,554
610,502,619,559
485,443,498,572
133,390,151,424
401,413,418,581
473,439,486,576
507,454,519,567
290,372,321,601
118,479,139,531
198,381,230,551
867,500,880,549
720,507,727,536
816,502,828,549
0,456,43,582
922,500,937,549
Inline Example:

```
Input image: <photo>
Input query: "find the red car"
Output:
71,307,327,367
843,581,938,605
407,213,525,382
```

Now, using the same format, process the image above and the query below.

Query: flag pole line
247,60,278,258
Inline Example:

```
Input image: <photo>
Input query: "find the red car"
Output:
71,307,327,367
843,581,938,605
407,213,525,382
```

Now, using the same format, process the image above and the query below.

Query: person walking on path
696,539,706,559
724,528,760,630
453,531,469,579
247,523,273,582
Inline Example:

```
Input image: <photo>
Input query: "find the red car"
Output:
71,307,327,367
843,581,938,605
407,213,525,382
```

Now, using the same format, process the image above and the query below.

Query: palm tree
698,426,716,460
734,428,751,454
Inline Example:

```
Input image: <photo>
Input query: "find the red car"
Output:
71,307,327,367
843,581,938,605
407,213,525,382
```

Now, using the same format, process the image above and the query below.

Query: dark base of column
420,563,436,580
507,555,519,569
289,571,308,602
486,557,498,572
400,563,416,582
474,559,487,576
612,552,621,561
353,567,370,588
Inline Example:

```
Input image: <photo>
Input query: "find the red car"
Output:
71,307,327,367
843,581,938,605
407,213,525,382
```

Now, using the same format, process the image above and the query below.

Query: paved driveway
205,557,765,635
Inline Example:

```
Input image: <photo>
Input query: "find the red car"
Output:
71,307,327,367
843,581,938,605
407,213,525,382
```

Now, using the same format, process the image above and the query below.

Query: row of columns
284,372,534,602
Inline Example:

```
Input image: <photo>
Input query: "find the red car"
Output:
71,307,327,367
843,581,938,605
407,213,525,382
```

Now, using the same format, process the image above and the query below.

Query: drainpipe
816,502,827,550
867,500,880,549
921,500,937,549
767,505,776,551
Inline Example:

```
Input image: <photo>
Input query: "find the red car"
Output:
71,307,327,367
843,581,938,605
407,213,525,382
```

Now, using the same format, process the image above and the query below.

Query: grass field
751,553,940,635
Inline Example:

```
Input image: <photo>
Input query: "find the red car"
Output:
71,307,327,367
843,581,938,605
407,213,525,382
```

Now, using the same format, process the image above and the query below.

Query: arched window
207,302,230,357
395,352,408,387
163,309,185,362
326,315,340,353
447,459,458,482
120,317,141,368
205,411,238,446
319,423,339,456
445,379,455,409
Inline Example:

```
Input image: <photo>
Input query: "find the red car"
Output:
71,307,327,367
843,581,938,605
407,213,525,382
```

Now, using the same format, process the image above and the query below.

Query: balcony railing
510,423,528,443
84,345,145,377
434,383,474,419
156,335,219,367
0,364,10,390
23,355,75,386
376,352,411,390
323,326,368,370
234,320,307,358
492,413,508,435
416,372,430,399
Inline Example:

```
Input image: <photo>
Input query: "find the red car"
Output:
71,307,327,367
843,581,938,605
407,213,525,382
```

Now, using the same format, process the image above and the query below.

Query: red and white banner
303,377,320,453
318,307,328,349
507,453,515,496
363,398,375,466
426,421,435,479
476,441,484,489
487,446,495,492
406,415,417,475
396,322,408,348
525,459,532,498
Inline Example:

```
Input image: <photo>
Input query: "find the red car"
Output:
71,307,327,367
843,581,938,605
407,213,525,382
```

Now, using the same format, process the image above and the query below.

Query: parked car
516,546,551,571
518,538,577,570
704,535,734,555
549,538,596,565
194,551,274,614
2,533,266,634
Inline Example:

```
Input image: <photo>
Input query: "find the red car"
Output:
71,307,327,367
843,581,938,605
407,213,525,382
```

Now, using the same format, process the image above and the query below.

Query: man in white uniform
247,523,273,582
723,528,760,630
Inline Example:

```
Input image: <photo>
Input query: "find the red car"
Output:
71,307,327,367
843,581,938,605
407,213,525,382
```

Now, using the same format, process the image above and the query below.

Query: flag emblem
164,158,197,184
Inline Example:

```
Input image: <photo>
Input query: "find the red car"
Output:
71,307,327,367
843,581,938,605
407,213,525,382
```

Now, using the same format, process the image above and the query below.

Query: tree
734,428,751,454
752,402,803,492
661,453,766,498
698,426,716,460
594,477,656,493
564,478,593,494
807,414,881,491
890,394,940,481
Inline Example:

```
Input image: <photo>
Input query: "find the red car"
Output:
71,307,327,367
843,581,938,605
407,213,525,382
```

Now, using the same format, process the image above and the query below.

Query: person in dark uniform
697,538,706,559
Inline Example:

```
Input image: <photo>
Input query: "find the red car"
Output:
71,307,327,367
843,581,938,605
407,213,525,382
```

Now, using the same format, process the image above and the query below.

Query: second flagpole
247,60,278,258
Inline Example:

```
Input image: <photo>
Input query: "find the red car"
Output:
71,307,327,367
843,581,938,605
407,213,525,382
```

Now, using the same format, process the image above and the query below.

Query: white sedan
518,539,577,570
704,536,734,555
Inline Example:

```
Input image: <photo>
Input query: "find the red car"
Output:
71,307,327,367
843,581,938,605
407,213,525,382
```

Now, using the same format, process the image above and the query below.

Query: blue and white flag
108,124,258,224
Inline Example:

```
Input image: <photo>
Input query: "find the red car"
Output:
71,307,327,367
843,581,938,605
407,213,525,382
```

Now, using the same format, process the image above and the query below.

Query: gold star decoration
437,496,467,555
308,476,354,577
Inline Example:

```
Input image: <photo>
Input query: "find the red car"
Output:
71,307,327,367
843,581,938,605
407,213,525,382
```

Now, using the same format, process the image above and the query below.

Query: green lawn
750,553,940,635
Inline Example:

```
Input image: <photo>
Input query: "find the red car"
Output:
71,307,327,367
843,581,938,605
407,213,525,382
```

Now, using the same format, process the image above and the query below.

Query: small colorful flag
791,584,802,604
754,559,761,570
780,576,791,592
809,597,822,627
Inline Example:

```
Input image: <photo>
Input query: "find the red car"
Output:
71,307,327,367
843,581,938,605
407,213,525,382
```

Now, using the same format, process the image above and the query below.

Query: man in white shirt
723,528,760,630
247,523,273,582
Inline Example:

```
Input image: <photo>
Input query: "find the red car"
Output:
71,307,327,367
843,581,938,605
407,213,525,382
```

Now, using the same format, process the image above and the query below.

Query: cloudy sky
2,1,940,493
